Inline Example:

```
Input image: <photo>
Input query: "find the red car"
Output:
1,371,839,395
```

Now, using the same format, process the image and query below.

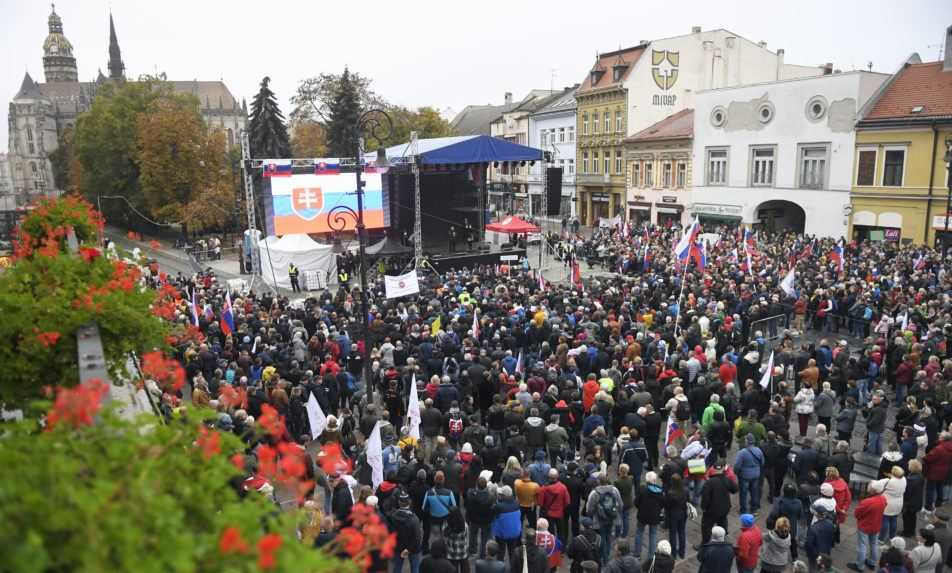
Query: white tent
258,234,336,291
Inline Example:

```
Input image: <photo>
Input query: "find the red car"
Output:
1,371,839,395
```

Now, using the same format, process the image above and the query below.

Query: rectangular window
883,149,905,187
28,143,35,154
582,114,588,135
632,162,641,187
559,127,565,142
30,162,38,176
541,131,547,146
582,152,589,174
26,126,33,142
677,162,686,188
615,110,622,132
751,147,775,186
615,150,623,174
568,126,575,142
645,161,654,187
593,151,599,173
593,113,598,133
568,159,575,175
662,162,673,187
604,153,610,175
707,148,728,185
603,112,610,133
856,149,877,186
799,145,828,189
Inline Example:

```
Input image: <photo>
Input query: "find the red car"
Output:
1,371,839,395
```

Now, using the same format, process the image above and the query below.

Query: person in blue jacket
733,434,765,514
805,507,836,572
491,485,523,562
422,471,457,551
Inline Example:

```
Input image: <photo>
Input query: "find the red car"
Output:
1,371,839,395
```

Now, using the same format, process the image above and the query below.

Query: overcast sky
2,0,950,153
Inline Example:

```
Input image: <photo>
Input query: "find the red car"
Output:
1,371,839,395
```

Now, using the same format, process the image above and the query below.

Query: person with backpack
585,474,623,563
422,471,457,550
466,477,496,559
734,433,765,515
633,471,664,560
849,482,887,572
566,517,602,573
391,492,424,573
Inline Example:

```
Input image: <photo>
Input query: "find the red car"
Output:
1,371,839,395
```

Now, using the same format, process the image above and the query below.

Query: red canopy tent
484,216,540,234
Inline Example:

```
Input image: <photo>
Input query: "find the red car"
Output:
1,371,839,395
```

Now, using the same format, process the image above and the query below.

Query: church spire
107,12,125,80
43,2,78,82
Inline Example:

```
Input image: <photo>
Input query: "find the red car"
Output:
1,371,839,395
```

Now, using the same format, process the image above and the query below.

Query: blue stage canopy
377,135,544,166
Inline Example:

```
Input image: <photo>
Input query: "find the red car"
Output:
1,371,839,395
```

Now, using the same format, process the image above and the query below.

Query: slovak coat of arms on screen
291,187,324,220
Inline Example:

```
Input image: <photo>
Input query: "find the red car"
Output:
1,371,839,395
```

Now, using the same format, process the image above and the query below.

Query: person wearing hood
642,540,674,573
633,471,664,560
528,449,552,486
823,467,851,525
871,465,907,542
850,482,888,572
697,526,735,573
524,408,546,454
735,513,763,573
759,516,792,573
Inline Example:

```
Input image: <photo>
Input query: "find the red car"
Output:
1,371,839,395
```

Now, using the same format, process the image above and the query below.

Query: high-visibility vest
338,271,349,283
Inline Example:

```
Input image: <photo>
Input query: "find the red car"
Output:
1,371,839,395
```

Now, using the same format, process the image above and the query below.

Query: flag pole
673,257,690,340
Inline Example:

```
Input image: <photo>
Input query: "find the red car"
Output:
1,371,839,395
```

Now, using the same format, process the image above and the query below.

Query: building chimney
758,41,767,48
776,48,785,80
945,25,952,72
823,62,834,75
692,26,701,34
504,92,513,106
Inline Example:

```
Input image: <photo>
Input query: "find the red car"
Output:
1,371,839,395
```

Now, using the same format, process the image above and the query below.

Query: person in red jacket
735,513,762,573
718,356,737,386
825,467,852,525
537,468,571,543
894,355,914,403
924,432,952,510
849,484,887,572
582,375,599,413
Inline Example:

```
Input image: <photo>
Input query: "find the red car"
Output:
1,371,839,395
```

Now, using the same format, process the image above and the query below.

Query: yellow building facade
849,57,952,246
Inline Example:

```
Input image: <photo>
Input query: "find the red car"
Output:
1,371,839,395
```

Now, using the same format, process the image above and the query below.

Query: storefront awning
656,207,682,214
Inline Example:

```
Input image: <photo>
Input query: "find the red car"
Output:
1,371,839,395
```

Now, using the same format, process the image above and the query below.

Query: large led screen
270,171,387,235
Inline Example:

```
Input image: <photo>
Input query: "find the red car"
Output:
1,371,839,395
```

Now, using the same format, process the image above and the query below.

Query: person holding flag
219,291,235,336
673,217,701,262
190,290,200,327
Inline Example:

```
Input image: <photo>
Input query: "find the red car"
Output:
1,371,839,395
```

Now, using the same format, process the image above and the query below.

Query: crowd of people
149,221,952,573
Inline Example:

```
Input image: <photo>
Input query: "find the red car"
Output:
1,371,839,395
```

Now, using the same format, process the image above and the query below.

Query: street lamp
326,108,392,406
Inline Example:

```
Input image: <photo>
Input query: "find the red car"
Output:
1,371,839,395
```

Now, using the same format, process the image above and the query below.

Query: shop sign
933,214,952,228
692,203,743,216
661,196,678,203
884,229,900,241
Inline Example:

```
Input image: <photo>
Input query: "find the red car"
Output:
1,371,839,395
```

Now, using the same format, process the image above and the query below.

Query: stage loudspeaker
546,168,563,216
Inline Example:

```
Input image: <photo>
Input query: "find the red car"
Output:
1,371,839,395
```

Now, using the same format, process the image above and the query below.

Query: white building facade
527,89,577,219
690,71,889,237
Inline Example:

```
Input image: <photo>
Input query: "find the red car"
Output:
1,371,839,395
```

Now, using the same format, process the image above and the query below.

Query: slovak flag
572,260,582,290
690,241,707,270
829,241,845,272
536,529,563,569
515,350,524,374
538,271,546,291
204,303,214,321
220,291,235,335
673,217,701,261
743,228,754,249
472,311,480,340
190,290,200,327
263,159,292,178
314,161,341,175
665,417,684,447
642,245,651,272
798,239,815,260
729,248,739,263
914,253,926,270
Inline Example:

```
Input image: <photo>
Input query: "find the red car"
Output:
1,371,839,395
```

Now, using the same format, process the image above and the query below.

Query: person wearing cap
805,506,835,573
698,525,735,573
565,517,603,573
735,513,763,573
391,491,423,573
850,482,888,572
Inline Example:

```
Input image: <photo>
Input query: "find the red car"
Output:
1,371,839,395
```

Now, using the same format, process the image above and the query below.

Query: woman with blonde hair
902,459,925,537
500,456,522,489
871,465,907,542
760,516,792,573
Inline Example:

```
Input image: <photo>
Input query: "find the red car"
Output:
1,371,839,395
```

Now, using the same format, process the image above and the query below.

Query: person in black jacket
697,526,735,573
390,493,423,573
566,517,602,573
466,477,496,558
699,461,738,545
902,459,926,537
603,541,640,573
510,529,548,573
420,539,455,573
633,472,664,560
763,432,792,504
474,541,509,573
663,474,689,560
331,474,354,525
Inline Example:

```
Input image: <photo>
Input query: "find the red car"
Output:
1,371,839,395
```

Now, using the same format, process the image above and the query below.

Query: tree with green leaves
387,106,454,147
290,70,384,126
248,77,291,159
324,68,363,158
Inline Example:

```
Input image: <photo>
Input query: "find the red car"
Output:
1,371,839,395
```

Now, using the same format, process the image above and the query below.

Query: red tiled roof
578,46,646,92
865,62,952,120
625,109,694,142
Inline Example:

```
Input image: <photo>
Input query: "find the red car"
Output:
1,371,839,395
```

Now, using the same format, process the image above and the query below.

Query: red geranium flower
140,351,185,392
231,454,246,472
79,246,101,263
256,533,283,570
218,526,249,555
36,331,61,348
46,378,110,431
317,442,352,476
196,426,221,460
258,404,286,440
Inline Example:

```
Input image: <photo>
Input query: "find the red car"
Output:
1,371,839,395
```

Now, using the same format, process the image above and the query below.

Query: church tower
107,12,125,80
42,3,78,82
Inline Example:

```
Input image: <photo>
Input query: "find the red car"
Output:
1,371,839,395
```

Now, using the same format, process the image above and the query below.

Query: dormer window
613,63,628,82
590,69,605,85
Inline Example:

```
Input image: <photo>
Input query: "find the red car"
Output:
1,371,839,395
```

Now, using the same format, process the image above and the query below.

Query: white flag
305,392,327,438
515,350,524,374
780,267,796,298
384,270,420,299
407,374,421,440
366,420,384,490
759,351,775,390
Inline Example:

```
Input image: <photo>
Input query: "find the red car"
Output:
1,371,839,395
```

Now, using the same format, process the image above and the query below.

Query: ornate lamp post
326,109,392,405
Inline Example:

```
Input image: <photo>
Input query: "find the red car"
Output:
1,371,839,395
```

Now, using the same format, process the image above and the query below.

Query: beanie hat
891,537,906,550
656,540,672,556
711,526,726,541
462,443,473,454
820,483,834,497
741,514,755,528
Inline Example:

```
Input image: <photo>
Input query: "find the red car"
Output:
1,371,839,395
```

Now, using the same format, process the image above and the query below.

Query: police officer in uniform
448,226,457,253
337,266,350,289
288,262,301,293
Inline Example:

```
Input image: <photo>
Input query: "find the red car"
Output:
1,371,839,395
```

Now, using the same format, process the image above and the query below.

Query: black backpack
675,399,691,421
595,490,619,523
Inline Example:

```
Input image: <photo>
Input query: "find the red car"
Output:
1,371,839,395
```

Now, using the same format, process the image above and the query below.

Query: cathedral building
6,6,247,206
